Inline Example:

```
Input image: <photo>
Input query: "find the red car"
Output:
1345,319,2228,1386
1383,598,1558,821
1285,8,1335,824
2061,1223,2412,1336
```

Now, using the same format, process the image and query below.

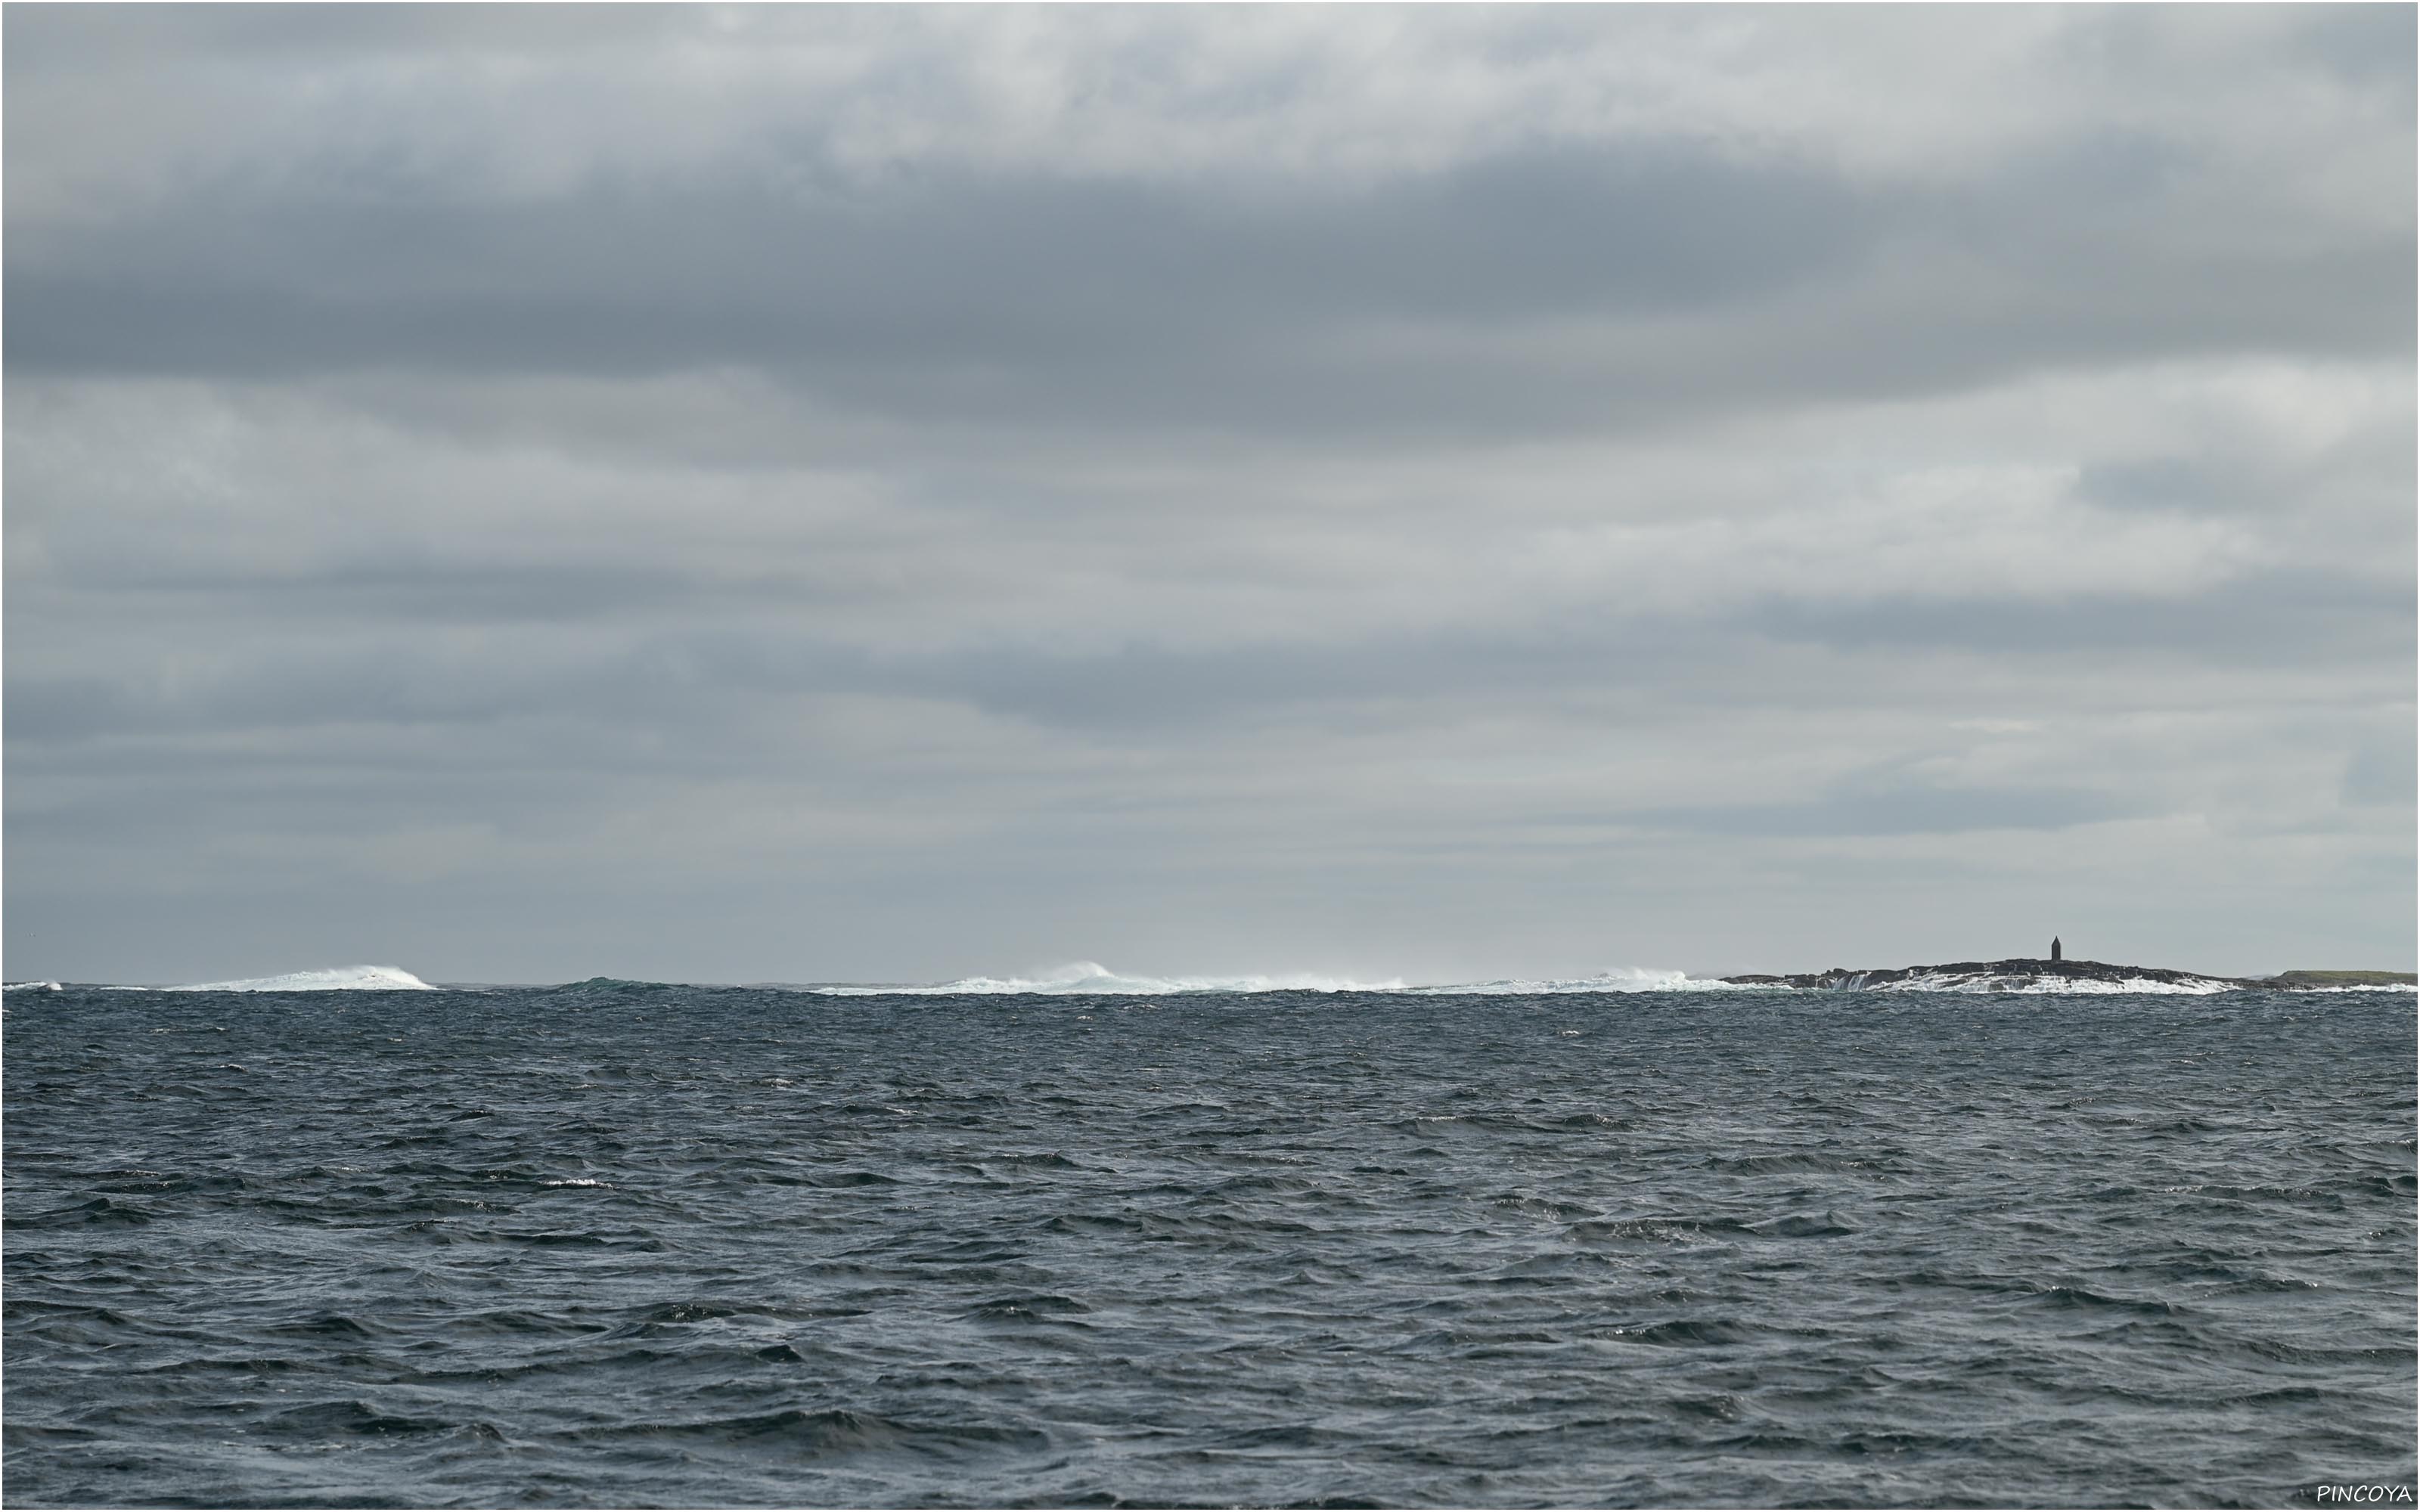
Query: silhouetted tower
2051,936,2062,962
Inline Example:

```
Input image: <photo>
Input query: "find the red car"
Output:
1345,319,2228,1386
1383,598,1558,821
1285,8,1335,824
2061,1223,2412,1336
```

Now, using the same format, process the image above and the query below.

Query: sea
5,974,2413,1507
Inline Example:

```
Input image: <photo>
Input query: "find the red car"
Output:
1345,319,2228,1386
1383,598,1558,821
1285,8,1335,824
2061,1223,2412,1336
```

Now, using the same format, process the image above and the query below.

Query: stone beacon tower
2051,936,2062,962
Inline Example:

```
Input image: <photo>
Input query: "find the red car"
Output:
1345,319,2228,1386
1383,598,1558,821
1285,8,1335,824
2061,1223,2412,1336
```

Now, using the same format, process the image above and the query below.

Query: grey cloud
2280,2,2419,99
9,129,2408,446
2077,457,2254,515
4,601,1731,750
1627,776,2151,839
1746,572,2413,666
6,144,1886,363
2343,728,2418,808
1,4,688,63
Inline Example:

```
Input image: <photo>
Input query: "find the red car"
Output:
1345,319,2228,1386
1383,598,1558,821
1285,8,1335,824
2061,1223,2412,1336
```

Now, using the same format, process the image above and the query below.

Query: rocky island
1714,957,2415,993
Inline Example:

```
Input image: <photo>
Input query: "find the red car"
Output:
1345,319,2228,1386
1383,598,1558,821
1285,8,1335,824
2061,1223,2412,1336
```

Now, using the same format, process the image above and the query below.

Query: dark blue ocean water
5,984,2413,1507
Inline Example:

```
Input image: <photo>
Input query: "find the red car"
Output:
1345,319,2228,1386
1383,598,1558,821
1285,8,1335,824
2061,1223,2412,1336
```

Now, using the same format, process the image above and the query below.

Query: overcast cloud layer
7,5,2412,984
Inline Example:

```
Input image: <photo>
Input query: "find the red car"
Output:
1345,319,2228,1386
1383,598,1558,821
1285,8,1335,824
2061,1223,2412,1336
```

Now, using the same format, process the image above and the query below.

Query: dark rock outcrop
1718,957,2251,992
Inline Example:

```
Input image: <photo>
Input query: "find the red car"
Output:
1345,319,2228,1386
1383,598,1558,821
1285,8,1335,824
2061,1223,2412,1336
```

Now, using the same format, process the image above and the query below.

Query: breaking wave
166,965,438,993
814,962,1722,996
1863,971,2239,995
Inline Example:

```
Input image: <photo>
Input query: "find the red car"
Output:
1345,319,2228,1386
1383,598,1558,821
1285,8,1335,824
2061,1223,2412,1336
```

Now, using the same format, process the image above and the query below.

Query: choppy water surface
6,985,2413,1507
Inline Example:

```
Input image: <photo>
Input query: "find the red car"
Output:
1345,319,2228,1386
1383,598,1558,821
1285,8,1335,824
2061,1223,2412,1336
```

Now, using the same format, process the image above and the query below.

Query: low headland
1716,957,2415,993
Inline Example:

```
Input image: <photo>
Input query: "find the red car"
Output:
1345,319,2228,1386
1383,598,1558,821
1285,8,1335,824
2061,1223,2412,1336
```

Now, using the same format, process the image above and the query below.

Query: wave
545,977,680,993
814,962,1726,996
166,965,438,993
2291,983,2420,993
1858,971,2238,996
818,962,1404,996
1413,969,1750,995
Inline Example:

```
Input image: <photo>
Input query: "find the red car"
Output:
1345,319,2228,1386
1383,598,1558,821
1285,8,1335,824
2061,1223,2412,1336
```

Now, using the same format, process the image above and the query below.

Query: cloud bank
7,5,2411,982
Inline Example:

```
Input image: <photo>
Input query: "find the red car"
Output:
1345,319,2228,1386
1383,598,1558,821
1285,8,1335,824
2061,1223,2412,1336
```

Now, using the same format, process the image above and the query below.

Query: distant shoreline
12,960,2415,996
1714,958,2416,992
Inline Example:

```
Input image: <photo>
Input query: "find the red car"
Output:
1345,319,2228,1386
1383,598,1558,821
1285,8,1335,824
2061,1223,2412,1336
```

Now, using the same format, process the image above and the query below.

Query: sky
5,5,2412,986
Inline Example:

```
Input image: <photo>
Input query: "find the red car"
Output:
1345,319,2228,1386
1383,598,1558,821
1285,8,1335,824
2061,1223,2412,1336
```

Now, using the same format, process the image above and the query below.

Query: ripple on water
2,986,2412,1507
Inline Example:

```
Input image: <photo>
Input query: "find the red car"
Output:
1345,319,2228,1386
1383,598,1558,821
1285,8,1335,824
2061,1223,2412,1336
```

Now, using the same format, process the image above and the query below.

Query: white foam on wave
168,965,438,993
1851,971,2239,996
2282,982,2418,993
1410,968,1739,995
2,981,64,992
815,962,1719,996
818,961,1404,995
